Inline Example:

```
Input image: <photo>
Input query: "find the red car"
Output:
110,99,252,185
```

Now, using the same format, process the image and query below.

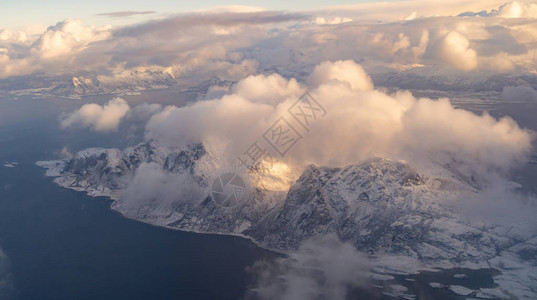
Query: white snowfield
37,141,537,299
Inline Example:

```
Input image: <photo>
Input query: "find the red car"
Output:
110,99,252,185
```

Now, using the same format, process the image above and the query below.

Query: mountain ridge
36,141,537,298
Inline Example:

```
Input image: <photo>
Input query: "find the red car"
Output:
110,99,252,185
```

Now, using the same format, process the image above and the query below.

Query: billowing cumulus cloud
37,19,111,59
0,29,27,43
145,60,532,184
2,1,537,80
461,1,537,18
434,31,478,71
0,19,112,78
231,73,302,104
308,60,373,91
61,97,130,132
498,1,537,17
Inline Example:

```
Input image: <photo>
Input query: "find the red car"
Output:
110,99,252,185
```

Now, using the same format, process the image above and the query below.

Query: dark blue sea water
0,93,277,300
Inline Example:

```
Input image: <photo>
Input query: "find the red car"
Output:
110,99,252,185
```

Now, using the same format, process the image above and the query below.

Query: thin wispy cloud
115,11,309,37
96,11,157,18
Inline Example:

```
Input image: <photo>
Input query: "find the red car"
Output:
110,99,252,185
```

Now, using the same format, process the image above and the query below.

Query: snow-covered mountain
371,66,537,92
1,69,178,98
4,64,537,100
37,141,537,298
37,141,197,198
182,76,234,96
50,71,177,96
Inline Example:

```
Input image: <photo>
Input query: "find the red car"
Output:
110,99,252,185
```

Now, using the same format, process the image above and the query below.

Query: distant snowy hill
4,64,537,99
1,69,178,98
50,70,177,96
371,66,537,92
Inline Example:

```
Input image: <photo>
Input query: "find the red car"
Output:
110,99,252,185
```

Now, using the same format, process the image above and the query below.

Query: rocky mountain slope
37,141,537,298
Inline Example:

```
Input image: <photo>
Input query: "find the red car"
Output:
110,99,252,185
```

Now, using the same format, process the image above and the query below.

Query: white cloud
231,73,302,104
314,17,352,25
2,1,537,80
458,1,537,18
308,60,373,91
367,32,411,58
0,29,27,43
145,61,532,183
435,31,478,71
0,19,112,78
36,19,111,59
61,97,130,132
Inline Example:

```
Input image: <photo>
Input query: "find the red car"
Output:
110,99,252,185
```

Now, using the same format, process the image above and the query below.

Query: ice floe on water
449,285,474,296
2,161,18,168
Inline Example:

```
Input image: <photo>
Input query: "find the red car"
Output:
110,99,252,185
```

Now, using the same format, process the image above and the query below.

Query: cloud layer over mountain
144,60,532,184
2,1,537,80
